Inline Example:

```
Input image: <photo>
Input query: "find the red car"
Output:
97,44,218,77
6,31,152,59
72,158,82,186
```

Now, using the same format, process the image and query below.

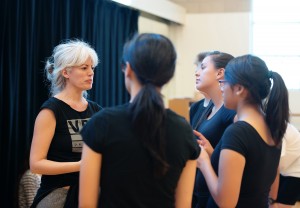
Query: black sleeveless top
31,97,101,207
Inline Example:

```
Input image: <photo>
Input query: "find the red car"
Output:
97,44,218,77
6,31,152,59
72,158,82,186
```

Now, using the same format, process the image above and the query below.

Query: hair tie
144,80,155,86
139,76,155,86
268,70,273,79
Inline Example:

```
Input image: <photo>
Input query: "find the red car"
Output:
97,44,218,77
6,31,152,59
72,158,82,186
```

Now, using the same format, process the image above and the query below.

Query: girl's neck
207,86,223,109
236,104,263,122
210,95,223,110
129,82,142,103
206,89,223,119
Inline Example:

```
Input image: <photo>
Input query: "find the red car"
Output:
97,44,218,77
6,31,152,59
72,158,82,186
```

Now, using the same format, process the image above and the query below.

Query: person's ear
125,62,133,77
216,68,225,79
62,69,70,78
235,84,245,96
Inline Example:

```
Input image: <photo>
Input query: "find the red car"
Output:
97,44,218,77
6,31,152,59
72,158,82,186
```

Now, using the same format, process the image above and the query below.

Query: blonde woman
30,40,101,207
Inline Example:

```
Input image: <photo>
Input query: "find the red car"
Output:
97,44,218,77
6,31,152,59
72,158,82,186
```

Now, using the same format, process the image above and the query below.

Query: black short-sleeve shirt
207,121,281,208
81,103,200,208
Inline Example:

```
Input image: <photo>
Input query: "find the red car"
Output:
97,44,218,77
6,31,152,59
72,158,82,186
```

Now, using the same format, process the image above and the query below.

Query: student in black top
190,51,211,208
195,54,289,208
79,33,200,208
191,51,236,208
30,40,101,207
190,51,211,128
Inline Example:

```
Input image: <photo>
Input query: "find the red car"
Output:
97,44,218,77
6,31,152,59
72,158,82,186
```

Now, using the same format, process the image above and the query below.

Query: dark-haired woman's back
79,33,200,207
81,104,199,207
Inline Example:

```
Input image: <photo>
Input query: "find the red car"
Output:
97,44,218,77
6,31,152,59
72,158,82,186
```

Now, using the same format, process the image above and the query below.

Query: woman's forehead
202,56,213,65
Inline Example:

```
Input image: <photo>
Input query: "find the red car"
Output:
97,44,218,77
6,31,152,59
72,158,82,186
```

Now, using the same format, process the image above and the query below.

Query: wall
169,12,251,98
289,90,300,129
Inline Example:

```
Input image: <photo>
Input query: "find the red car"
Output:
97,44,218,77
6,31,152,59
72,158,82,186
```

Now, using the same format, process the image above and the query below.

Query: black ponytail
225,55,289,146
123,33,176,177
264,71,289,145
130,84,169,177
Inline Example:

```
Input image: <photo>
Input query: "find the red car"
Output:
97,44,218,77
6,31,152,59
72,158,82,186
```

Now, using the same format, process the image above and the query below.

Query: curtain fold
0,0,138,206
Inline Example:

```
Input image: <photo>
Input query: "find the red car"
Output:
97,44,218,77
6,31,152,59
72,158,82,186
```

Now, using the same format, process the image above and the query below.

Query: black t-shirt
193,105,236,208
81,103,200,208
207,121,281,208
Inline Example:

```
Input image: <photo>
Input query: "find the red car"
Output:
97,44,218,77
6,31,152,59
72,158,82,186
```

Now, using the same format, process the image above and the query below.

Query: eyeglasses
218,80,229,89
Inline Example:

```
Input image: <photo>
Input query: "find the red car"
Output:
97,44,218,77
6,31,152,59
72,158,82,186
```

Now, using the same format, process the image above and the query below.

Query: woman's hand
196,145,210,170
193,130,214,156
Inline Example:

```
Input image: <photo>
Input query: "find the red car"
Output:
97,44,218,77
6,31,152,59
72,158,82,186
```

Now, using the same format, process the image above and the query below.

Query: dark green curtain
0,0,138,206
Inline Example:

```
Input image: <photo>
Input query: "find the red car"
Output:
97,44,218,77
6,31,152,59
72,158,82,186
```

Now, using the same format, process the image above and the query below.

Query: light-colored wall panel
113,0,186,24
139,15,170,35
289,90,300,130
169,12,251,98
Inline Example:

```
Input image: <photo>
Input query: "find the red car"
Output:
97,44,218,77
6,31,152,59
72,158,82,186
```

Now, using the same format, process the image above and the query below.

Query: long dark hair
122,33,177,177
225,54,289,145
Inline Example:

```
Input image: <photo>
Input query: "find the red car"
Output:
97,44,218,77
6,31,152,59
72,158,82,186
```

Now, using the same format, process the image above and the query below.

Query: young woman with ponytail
79,33,200,207
195,54,289,208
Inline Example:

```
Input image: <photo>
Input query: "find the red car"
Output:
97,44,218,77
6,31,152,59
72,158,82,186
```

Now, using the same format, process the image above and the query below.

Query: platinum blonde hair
45,39,99,97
